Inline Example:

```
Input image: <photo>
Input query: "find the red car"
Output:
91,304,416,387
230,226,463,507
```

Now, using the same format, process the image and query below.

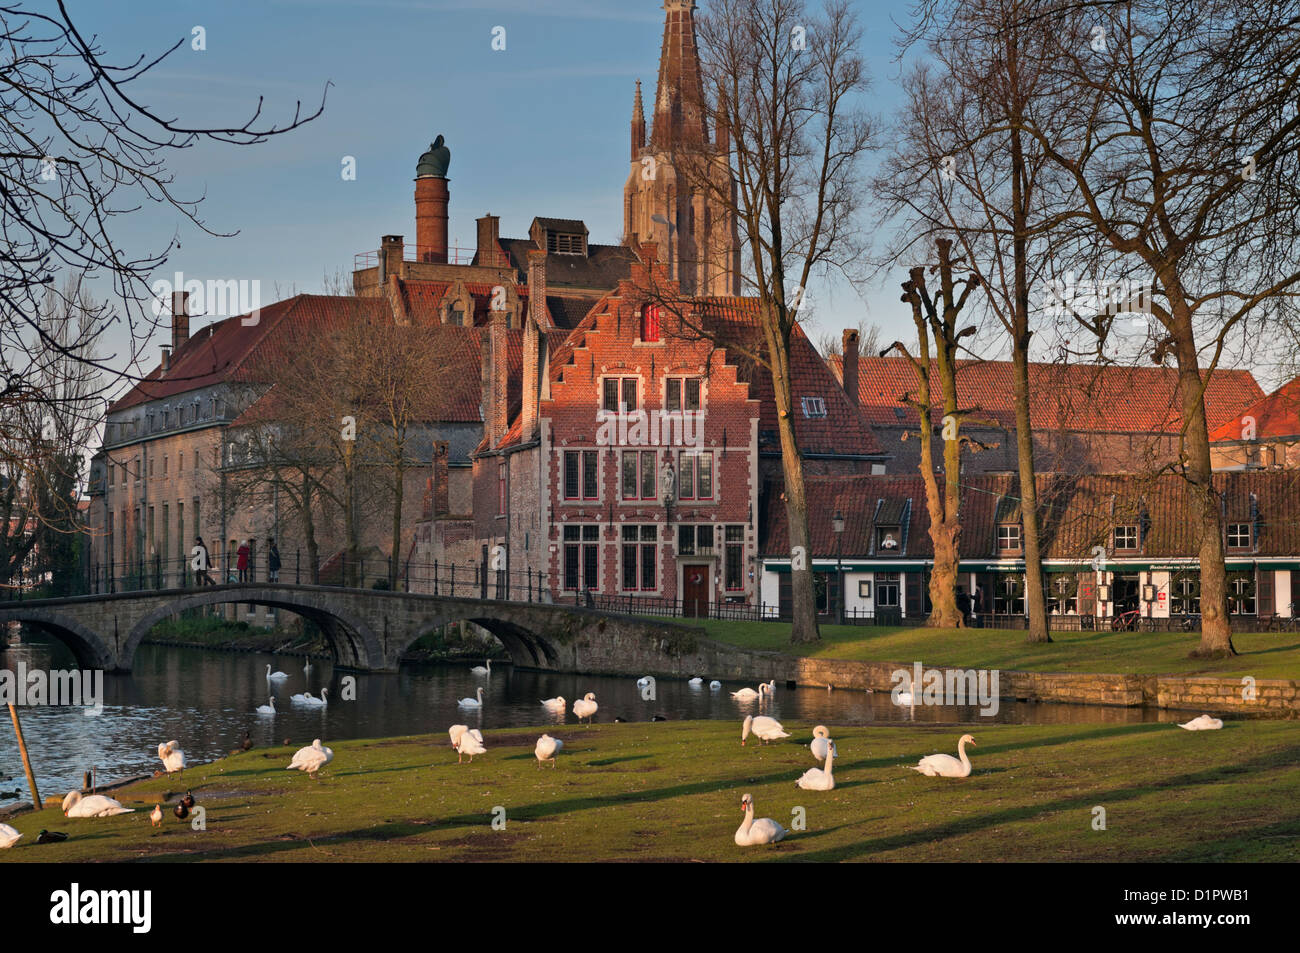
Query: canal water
2,633,1195,798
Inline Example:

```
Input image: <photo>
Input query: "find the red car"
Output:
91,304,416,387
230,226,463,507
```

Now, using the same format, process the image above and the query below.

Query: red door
684,565,710,617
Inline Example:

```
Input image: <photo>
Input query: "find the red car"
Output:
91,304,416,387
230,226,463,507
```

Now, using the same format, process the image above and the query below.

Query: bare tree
1019,0,1300,657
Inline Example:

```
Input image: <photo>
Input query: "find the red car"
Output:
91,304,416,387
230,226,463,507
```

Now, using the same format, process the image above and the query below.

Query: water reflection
1,633,1195,797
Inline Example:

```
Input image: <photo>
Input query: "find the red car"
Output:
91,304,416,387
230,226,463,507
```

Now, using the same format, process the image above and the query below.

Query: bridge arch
395,603,563,670
123,586,385,671
0,607,117,670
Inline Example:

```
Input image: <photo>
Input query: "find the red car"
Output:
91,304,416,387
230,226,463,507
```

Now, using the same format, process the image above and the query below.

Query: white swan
636,676,652,688
573,692,598,724
157,740,185,774
765,679,777,697
731,683,767,701
457,687,485,709
810,725,838,762
688,677,703,687
535,733,564,767
709,680,722,690
0,823,21,848
741,714,790,745
1179,714,1224,730
448,724,471,748
913,733,976,778
541,695,566,712
265,664,289,681
287,738,334,777
797,738,836,791
62,791,134,817
453,728,486,763
256,696,276,715
292,688,329,707
734,793,787,846
894,690,916,706
470,659,492,676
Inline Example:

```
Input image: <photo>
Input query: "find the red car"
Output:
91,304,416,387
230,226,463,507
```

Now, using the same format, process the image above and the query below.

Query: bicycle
1266,604,1299,632
1110,607,1142,632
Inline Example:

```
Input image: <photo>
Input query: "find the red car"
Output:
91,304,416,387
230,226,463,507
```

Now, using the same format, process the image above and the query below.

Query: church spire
650,0,708,151
630,79,646,160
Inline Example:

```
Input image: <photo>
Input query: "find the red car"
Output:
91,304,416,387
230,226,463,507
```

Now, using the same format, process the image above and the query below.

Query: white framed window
997,524,1021,552
1227,523,1251,549
801,396,827,418
1113,525,1138,550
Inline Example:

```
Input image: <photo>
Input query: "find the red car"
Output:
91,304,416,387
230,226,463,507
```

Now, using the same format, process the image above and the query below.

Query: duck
1178,714,1224,730
181,791,196,810
913,733,976,778
535,733,563,767
149,804,162,828
457,687,485,709
709,680,722,690
173,801,189,821
453,728,486,763
651,714,668,722
734,793,787,846
157,740,185,775
731,683,767,701
540,695,566,712
61,791,134,817
241,732,254,751
810,725,838,762
265,664,289,681
573,692,598,724
0,823,21,848
741,714,790,746
256,696,276,715
287,738,334,778
613,716,629,723
688,677,703,687
36,829,69,843
291,688,329,707
797,739,836,791
470,659,492,676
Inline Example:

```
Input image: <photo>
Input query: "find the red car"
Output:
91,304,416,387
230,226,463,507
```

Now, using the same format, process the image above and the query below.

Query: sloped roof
499,237,637,291
829,355,1263,434
1208,374,1300,442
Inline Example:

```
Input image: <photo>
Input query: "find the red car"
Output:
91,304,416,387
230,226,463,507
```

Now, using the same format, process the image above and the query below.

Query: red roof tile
1208,375,1300,442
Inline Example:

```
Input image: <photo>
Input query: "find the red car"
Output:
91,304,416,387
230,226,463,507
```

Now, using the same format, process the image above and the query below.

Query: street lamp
832,511,845,624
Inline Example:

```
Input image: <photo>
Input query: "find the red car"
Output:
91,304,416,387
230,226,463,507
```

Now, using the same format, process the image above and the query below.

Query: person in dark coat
267,538,281,583
191,537,212,586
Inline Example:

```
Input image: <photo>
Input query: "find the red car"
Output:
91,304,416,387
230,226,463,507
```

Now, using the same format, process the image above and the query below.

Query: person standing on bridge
191,537,213,586
237,540,251,583
267,538,281,583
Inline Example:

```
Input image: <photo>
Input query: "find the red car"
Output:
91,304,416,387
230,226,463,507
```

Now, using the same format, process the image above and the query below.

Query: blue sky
63,0,914,395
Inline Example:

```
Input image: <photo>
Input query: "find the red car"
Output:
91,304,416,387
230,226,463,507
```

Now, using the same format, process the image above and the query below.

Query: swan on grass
452,727,486,763
913,733,976,778
734,793,787,846
62,791,134,817
797,737,836,791
810,726,838,762
457,687,485,709
573,692,598,724
287,739,334,777
265,664,289,681
731,683,767,701
741,714,790,746
157,740,185,775
1179,714,1224,730
291,688,329,707
541,695,566,712
256,696,276,715
535,733,564,767
470,659,492,676
0,823,21,848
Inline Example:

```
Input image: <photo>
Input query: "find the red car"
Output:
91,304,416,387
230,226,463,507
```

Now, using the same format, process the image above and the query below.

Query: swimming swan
457,687,485,709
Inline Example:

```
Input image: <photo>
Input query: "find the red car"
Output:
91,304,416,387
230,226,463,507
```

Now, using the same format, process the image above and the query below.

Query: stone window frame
560,448,601,503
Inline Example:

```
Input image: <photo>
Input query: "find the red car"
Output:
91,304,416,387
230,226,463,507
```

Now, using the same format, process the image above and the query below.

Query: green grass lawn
692,620,1300,679
3,720,1296,862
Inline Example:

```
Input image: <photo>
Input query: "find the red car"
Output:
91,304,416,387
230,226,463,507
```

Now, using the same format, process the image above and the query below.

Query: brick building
1210,374,1300,470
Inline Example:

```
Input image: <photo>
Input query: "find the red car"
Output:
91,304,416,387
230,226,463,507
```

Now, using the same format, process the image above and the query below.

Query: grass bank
3,720,1296,862
692,620,1300,679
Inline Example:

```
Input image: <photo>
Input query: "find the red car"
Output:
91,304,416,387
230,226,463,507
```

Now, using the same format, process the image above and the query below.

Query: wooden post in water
7,703,41,810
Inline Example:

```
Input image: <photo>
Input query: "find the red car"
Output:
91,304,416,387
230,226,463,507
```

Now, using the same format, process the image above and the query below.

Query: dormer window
801,396,827,418
876,526,901,553
547,232,585,255
1113,525,1138,551
997,524,1022,553
1227,523,1252,550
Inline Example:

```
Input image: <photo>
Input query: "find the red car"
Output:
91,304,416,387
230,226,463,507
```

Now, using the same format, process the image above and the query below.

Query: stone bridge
0,584,785,678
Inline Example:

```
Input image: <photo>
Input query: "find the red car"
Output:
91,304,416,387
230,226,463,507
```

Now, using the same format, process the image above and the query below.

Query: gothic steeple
631,79,646,161
650,0,708,151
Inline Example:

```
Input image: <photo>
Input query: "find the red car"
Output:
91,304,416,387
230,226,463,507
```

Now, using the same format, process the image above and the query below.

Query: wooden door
683,565,710,617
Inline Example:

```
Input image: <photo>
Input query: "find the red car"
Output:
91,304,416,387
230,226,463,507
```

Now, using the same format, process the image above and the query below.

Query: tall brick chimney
483,308,509,448
842,328,860,407
415,177,450,263
521,250,547,442
380,235,404,282
171,291,190,352
476,214,501,268
432,441,450,517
